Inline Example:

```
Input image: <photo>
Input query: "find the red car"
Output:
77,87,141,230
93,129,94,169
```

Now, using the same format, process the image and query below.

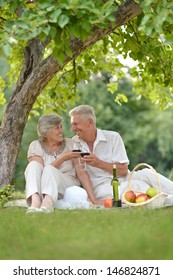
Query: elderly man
69,104,173,206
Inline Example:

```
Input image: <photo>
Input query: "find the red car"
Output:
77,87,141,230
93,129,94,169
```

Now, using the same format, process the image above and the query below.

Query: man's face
71,114,90,140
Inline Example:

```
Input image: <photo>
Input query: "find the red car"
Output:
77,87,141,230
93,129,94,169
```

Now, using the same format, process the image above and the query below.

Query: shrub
0,185,15,207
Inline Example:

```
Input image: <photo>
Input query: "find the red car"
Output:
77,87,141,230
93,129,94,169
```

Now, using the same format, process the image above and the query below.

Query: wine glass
80,146,90,170
72,142,82,165
72,142,82,152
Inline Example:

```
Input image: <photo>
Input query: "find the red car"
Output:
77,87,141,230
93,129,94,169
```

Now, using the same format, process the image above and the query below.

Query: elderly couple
25,105,173,213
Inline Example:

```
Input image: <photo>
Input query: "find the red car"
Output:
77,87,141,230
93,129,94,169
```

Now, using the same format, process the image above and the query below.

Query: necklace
39,139,66,159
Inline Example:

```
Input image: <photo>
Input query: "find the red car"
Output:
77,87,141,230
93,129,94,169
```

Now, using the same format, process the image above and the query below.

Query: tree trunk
0,0,142,187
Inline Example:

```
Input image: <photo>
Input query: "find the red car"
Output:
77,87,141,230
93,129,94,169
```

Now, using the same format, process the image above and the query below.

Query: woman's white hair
69,105,96,123
37,114,62,140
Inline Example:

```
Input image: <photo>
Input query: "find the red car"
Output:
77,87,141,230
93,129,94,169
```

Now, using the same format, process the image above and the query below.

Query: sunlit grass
1,206,173,260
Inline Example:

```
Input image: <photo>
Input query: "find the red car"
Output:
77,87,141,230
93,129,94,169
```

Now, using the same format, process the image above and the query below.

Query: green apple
146,187,158,198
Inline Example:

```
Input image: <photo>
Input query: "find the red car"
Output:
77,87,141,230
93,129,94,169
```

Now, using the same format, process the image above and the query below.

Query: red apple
124,190,136,202
135,193,148,203
104,198,113,208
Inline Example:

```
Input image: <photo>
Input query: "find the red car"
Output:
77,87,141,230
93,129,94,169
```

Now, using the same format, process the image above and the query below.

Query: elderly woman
24,114,101,213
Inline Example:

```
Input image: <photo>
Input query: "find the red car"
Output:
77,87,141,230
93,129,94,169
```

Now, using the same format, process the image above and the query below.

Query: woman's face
46,122,63,143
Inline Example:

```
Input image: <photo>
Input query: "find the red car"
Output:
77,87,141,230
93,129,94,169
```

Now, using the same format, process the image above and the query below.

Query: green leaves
58,14,69,28
0,0,117,66
114,93,128,105
108,82,128,104
0,185,15,207
164,34,173,45
49,9,62,23
139,0,173,36
0,77,6,106
0,0,116,42
1,0,173,109
107,82,118,94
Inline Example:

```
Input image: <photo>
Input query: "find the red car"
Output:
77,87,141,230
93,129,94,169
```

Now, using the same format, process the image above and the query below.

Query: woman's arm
28,156,44,166
51,151,81,168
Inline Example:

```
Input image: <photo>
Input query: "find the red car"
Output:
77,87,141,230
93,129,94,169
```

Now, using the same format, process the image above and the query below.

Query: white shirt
27,138,78,180
72,129,129,187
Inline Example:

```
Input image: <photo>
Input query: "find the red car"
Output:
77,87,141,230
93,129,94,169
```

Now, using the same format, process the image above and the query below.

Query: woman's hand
51,151,81,168
60,151,81,161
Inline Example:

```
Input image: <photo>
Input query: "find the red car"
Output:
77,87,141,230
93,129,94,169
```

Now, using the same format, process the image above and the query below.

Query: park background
13,74,173,192
1,1,173,261
1,0,173,193
1,55,173,193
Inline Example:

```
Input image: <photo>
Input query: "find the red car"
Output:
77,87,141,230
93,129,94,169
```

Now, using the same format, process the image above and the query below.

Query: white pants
94,168,173,205
24,161,80,206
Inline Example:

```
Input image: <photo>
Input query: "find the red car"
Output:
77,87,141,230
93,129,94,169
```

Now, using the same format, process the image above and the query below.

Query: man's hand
81,153,128,176
80,153,100,167
91,198,104,205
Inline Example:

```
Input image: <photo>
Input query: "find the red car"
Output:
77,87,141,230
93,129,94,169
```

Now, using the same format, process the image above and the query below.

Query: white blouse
27,138,78,179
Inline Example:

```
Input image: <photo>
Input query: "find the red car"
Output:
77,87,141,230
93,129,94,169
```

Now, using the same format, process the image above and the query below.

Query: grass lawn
0,205,173,260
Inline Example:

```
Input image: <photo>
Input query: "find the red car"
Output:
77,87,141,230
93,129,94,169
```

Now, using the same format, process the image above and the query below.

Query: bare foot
31,193,41,208
41,194,54,209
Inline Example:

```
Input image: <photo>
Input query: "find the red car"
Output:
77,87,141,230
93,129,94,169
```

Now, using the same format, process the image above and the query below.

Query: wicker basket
122,163,168,209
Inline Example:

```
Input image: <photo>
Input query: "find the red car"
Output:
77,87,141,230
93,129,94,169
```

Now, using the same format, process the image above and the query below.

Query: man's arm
73,160,104,205
81,153,129,176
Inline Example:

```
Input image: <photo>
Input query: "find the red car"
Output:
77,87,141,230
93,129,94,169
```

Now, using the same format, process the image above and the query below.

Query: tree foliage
0,0,173,187
0,0,173,111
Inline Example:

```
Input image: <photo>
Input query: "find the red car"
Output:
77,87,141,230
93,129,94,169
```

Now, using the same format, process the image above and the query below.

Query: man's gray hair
69,105,96,123
37,113,62,140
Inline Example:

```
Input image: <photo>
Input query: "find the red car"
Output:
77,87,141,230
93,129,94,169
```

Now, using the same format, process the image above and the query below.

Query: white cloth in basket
119,180,150,197
120,171,173,208
164,195,173,207
55,186,90,209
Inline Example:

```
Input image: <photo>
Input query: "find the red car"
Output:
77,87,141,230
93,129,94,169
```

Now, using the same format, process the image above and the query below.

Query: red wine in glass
81,152,90,157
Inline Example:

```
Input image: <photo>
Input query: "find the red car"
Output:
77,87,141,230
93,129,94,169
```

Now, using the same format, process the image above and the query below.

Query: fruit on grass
135,193,148,203
124,190,136,202
104,198,113,208
146,187,158,198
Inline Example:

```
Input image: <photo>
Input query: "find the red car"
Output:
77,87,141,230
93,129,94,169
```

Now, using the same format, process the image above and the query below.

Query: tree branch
16,0,142,111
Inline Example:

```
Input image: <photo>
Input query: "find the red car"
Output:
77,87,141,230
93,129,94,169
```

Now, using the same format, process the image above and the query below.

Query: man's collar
95,129,107,142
